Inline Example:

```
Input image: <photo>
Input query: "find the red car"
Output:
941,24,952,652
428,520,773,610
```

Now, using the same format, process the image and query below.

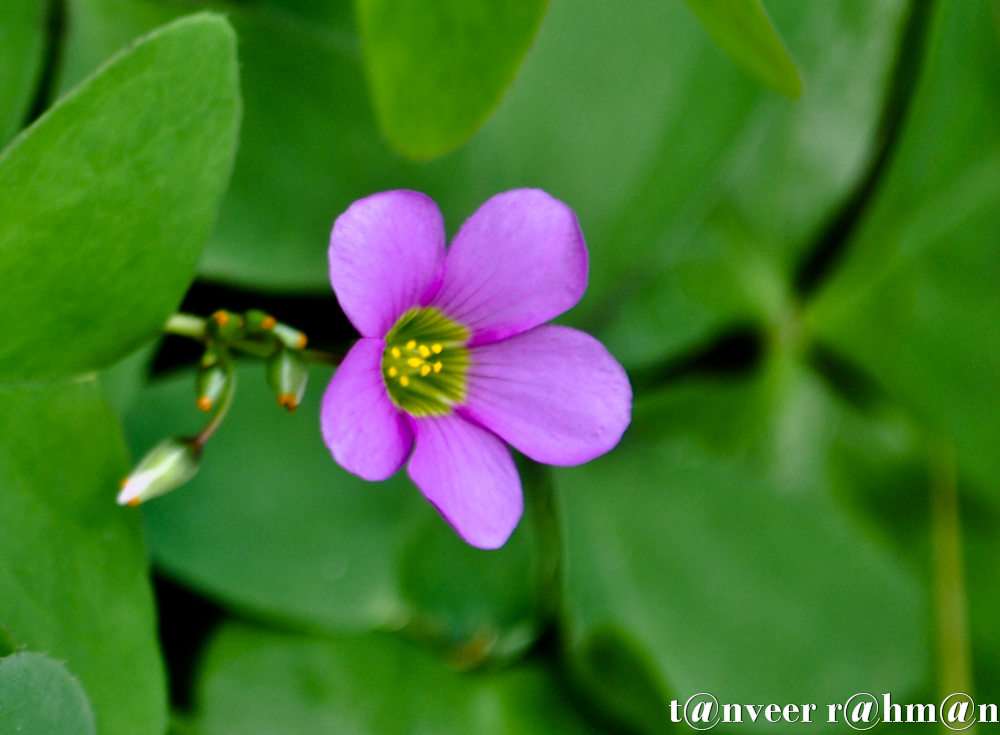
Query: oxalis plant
0,1,997,735
123,188,633,553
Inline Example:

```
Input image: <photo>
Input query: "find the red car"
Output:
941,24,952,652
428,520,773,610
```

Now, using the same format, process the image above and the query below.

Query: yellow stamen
261,315,277,330
379,306,469,416
127,497,141,508
196,396,213,412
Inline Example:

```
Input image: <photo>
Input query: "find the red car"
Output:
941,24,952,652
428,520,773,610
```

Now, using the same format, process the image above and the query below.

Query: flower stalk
521,459,562,623
192,367,237,451
119,309,343,507
164,311,343,367
930,442,975,706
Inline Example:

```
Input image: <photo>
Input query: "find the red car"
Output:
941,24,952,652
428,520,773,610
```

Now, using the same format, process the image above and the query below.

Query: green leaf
0,626,12,658
0,379,165,735
355,0,550,160
249,0,355,30
555,359,928,733
57,0,191,93
0,13,240,382
194,624,603,735
127,364,546,657
826,392,1000,708
99,342,156,419
0,653,96,735
682,0,802,98
60,0,904,351
60,0,391,291
0,0,46,146
812,380,1000,709
808,0,1000,490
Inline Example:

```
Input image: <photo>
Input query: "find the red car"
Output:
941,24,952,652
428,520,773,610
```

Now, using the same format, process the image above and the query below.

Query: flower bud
196,363,231,412
207,309,245,343
116,438,200,507
272,322,308,350
244,309,278,334
267,348,309,412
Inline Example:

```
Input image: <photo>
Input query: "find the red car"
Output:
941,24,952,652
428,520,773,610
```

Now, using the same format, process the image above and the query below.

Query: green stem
193,370,236,451
522,459,562,624
300,347,345,367
229,338,274,359
165,312,344,366
930,442,975,715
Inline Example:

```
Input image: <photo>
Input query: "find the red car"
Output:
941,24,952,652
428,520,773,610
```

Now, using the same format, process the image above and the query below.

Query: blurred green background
1,0,998,733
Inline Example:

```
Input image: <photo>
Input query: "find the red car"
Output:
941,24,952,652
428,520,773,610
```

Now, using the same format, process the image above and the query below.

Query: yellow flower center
382,308,468,416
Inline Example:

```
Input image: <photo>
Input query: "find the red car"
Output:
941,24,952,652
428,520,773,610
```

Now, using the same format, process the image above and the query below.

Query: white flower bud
116,438,200,507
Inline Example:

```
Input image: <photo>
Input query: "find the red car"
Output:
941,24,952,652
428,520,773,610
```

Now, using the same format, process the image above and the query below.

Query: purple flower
321,189,632,549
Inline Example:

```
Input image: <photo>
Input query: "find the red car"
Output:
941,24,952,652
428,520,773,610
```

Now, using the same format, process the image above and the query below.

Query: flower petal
407,415,522,549
329,190,446,337
431,189,587,346
321,338,413,480
461,325,632,465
